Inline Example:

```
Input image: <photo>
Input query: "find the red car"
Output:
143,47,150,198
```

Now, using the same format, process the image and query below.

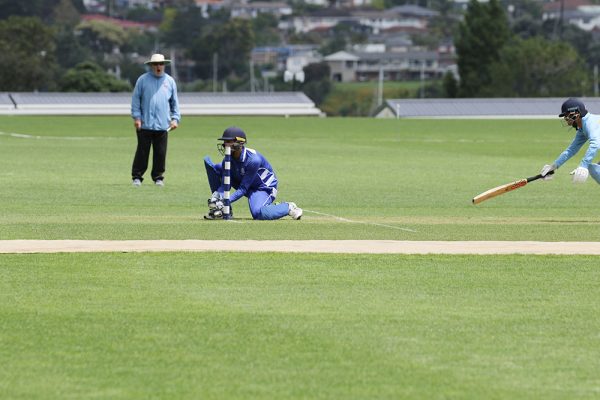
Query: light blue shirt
131,72,180,131
554,113,600,169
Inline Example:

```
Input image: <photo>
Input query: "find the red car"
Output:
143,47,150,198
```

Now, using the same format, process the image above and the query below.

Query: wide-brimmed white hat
144,53,171,65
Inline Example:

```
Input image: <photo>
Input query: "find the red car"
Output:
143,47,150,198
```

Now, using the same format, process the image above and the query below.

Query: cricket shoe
132,178,142,187
288,202,303,220
155,179,164,187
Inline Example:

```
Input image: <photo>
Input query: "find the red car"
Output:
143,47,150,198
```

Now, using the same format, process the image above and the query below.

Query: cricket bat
472,171,554,205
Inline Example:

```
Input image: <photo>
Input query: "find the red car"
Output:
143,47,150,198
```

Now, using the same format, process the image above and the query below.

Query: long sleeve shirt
131,72,180,131
225,147,279,203
554,112,600,169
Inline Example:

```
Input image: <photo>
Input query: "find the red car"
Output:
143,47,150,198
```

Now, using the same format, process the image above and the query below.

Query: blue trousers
204,156,290,220
589,163,600,184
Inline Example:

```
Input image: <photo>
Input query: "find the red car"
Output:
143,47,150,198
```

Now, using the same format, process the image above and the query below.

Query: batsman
203,126,303,220
540,98,600,184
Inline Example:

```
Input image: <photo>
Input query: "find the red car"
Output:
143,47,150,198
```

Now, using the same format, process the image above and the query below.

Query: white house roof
386,5,440,17
323,51,360,61
0,92,323,116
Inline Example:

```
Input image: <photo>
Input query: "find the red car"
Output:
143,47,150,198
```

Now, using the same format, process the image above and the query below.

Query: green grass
322,81,421,116
2,253,600,399
1,115,599,240
334,80,425,91
2,116,600,399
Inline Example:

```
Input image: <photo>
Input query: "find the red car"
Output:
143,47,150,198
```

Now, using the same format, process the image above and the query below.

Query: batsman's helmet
218,126,247,155
559,98,587,118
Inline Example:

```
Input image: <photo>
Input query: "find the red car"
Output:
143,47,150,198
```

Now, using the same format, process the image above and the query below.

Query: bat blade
472,172,551,205
472,179,528,204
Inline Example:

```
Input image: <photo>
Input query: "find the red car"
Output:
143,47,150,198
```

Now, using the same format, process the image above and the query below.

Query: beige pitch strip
2,240,600,254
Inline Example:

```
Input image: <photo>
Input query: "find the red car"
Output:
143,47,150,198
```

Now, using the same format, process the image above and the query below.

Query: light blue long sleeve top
554,112,600,169
131,72,180,131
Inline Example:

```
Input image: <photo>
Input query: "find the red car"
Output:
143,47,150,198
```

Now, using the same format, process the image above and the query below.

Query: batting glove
540,164,555,180
570,166,589,184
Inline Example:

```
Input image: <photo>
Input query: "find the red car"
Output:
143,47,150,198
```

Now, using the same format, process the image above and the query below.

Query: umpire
131,53,181,187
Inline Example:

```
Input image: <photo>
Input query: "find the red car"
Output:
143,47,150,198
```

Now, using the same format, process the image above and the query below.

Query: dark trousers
131,129,168,182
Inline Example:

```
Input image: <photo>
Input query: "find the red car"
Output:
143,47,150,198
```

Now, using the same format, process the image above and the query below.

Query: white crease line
0,131,121,140
304,209,417,233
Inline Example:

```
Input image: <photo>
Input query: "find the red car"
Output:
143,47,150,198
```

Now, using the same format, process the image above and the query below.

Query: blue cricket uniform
204,147,290,220
553,112,600,183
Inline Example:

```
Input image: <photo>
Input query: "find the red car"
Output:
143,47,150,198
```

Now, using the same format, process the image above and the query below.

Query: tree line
452,0,596,98
0,0,598,99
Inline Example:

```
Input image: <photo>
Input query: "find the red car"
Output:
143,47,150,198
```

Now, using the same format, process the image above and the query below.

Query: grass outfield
2,116,600,398
2,253,600,399
1,115,599,240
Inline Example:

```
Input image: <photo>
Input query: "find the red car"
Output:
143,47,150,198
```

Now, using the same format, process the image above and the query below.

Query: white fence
0,92,323,117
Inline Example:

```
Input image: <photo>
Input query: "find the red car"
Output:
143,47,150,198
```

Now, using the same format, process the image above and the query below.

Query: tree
75,20,129,55
485,37,589,97
300,62,332,105
160,6,205,49
442,71,458,98
455,0,511,97
0,0,55,20
189,18,255,80
52,0,80,26
0,16,58,90
252,14,281,46
55,26,91,70
59,61,131,92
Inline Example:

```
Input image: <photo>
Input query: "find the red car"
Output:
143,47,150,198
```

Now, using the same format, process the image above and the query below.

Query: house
542,0,600,31
81,14,158,30
230,2,293,19
287,6,436,34
324,51,360,82
324,50,444,82
251,45,321,72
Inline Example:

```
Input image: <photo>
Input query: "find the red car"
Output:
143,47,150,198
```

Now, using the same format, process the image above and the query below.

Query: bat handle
527,170,554,182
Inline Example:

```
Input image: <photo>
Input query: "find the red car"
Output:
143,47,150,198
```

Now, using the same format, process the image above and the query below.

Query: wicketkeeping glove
207,191,224,210
208,198,224,211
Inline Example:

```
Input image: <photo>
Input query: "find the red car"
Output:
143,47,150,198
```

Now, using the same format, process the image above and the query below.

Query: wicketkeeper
540,98,600,184
203,126,303,220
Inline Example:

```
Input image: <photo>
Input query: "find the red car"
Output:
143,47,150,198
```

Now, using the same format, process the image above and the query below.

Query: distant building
324,51,360,82
542,0,600,31
230,2,292,18
251,45,321,72
324,50,449,82
81,14,158,30
286,6,436,34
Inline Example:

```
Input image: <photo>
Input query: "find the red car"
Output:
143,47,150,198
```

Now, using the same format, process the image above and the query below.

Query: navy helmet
559,98,587,118
219,126,247,143
217,126,247,155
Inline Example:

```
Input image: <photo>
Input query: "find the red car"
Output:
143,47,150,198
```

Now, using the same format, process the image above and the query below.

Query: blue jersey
554,112,600,169
225,147,278,203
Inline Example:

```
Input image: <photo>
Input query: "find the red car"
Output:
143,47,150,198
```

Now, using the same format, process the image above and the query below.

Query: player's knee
250,206,265,220
204,156,222,174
